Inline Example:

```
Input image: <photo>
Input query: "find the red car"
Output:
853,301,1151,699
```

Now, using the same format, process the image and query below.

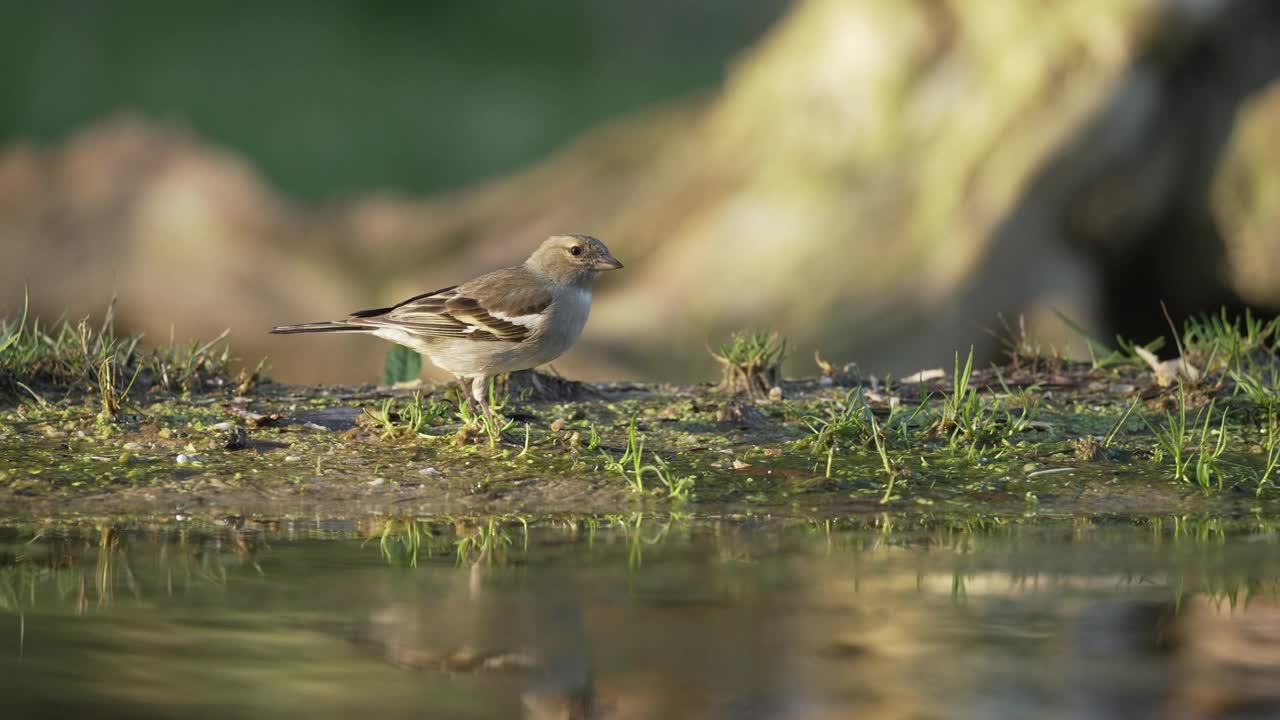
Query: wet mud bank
4,360,1280,521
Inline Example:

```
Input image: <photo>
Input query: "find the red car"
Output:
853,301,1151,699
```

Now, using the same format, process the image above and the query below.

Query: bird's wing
352,268,553,343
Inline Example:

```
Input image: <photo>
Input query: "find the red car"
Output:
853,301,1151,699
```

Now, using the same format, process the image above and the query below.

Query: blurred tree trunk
471,0,1280,377
1055,0,1280,344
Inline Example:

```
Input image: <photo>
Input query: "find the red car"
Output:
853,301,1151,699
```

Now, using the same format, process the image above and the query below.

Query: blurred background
3,0,1279,384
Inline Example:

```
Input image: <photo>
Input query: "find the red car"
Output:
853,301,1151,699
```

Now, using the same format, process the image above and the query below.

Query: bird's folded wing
353,268,554,343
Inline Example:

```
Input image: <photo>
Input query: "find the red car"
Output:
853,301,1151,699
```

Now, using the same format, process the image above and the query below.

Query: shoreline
5,363,1279,519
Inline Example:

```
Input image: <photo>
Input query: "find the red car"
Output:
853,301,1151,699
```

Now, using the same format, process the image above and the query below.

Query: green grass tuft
1,297,243,403
711,329,786,399
599,416,695,499
363,391,449,440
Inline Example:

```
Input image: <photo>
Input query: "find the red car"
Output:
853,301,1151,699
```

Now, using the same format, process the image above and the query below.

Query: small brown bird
270,235,622,419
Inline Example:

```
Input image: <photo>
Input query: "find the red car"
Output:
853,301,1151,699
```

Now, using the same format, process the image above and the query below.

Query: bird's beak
593,252,623,271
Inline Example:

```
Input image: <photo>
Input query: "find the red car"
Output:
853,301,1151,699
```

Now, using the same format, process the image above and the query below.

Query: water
2,513,1280,719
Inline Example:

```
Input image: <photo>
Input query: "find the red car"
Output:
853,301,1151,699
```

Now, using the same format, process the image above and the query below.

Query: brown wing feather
456,267,554,317
348,285,457,319
444,297,532,341
345,268,552,343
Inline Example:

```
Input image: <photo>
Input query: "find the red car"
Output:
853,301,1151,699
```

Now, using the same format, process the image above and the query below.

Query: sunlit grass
711,329,786,398
1182,308,1279,375
363,391,449,440
1,295,249,403
599,416,695,499
1143,385,1230,492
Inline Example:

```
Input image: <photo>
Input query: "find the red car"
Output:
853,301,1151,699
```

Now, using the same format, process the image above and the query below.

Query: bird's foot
450,402,511,446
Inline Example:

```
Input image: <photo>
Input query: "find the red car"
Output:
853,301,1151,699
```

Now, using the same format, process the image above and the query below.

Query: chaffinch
271,235,622,418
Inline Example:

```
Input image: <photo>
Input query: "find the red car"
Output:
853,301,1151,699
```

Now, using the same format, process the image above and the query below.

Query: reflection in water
1,514,1280,718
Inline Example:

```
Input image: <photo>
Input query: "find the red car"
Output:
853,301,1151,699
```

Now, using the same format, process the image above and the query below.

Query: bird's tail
269,321,369,335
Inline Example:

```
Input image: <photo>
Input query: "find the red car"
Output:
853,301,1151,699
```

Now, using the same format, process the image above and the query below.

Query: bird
270,235,622,423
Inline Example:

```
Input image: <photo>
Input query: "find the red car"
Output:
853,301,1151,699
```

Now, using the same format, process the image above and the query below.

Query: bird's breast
547,284,591,340
540,286,591,351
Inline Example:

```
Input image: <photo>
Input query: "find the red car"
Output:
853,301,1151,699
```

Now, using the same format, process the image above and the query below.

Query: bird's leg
456,376,477,417
471,375,497,429
529,370,546,400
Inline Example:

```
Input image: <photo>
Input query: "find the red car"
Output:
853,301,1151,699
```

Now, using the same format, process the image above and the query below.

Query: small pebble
768,386,784,401
732,459,750,470
550,418,566,433
176,454,198,464
367,477,386,487
418,467,443,477
211,422,233,431
1026,467,1076,479
284,455,302,462
122,441,144,451
902,368,945,383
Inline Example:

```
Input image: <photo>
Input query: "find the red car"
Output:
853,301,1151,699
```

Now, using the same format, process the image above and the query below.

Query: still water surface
2,513,1279,719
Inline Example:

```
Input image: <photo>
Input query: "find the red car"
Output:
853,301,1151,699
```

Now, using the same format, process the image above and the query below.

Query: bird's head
526,234,623,286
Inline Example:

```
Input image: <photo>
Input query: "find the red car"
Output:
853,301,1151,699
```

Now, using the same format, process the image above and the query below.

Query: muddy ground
2,363,1277,522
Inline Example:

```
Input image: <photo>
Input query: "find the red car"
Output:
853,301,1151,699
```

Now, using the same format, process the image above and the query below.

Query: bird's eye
569,246,582,256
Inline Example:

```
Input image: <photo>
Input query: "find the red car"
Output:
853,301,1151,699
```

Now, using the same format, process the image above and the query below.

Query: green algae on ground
1,360,1279,519
3,309,1280,518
